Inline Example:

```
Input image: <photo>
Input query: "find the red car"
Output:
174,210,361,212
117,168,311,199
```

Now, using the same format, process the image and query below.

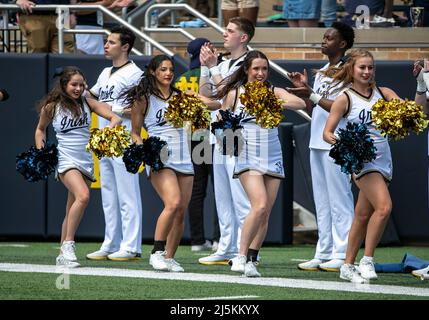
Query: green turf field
0,242,428,300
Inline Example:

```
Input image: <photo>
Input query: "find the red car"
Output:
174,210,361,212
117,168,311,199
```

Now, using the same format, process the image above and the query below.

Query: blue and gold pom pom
211,109,244,157
164,92,211,131
329,122,377,175
86,125,130,159
239,81,284,129
372,98,428,140
16,142,58,182
122,136,168,173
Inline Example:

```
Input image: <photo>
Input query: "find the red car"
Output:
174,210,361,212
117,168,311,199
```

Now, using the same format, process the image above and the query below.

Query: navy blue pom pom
329,122,377,175
16,143,58,182
211,110,244,156
122,137,168,173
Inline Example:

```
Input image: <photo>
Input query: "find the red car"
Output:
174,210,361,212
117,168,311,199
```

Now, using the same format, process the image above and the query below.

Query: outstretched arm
323,94,348,145
86,98,122,128
274,87,306,110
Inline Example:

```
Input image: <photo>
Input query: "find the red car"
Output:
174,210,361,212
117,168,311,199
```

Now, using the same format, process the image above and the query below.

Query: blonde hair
331,49,375,92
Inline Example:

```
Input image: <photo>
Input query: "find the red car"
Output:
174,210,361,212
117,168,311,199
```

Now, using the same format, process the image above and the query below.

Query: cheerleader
213,50,306,277
35,66,121,267
323,49,404,283
126,55,194,272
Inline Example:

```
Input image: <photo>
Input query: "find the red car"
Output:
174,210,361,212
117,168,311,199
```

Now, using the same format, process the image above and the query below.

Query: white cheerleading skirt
233,123,285,179
354,139,393,182
145,127,194,177
56,146,96,182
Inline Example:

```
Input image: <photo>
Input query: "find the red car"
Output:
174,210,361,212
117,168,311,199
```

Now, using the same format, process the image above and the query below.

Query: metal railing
142,3,311,121
0,4,173,56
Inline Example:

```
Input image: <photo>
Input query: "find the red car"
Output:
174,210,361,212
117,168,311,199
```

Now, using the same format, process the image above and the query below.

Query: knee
355,210,371,224
253,202,269,221
75,191,90,206
376,203,392,221
164,198,182,214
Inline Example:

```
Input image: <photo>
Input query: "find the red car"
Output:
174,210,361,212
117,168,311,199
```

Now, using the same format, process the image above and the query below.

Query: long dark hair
37,66,86,118
213,50,270,100
123,55,181,107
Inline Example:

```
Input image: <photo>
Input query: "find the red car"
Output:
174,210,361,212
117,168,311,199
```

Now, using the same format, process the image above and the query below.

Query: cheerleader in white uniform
126,55,194,272
214,50,306,276
324,49,405,283
35,67,121,267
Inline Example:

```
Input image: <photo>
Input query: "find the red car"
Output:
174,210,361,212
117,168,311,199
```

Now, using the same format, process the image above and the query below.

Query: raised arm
274,87,306,110
34,105,52,149
131,98,147,145
414,59,429,114
323,94,348,145
86,97,122,128
199,43,220,97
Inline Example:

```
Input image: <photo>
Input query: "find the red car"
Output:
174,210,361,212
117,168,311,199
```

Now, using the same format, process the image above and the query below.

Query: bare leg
59,169,91,241
344,190,373,265
150,169,183,245
298,19,319,27
238,171,269,257
240,7,259,26
166,174,193,258
355,173,392,258
222,9,239,26
249,176,281,250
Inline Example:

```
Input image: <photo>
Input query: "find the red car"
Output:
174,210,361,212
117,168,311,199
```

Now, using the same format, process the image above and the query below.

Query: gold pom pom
86,125,131,159
239,81,284,129
164,92,211,131
372,98,429,140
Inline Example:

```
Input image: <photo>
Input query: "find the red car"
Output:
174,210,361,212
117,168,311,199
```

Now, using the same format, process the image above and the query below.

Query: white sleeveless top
52,100,95,181
344,87,387,143
310,62,349,150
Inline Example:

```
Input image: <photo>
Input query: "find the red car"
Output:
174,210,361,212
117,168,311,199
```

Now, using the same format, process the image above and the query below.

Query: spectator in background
174,37,221,252
75,0,112,55
283,0,321,27
321,0,337,27
221,0,259,27
16,0,75,53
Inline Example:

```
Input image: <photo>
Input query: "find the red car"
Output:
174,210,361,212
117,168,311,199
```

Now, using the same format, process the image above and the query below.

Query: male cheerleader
86,26,143,261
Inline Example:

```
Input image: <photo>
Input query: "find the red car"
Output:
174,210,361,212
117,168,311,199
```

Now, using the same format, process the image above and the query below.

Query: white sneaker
319,259,344,272
149,251,169,271
165,258,185,272
244,261,261,277
107,250,141,261
340,264,367,284
230,255,247,273
86,249,112,260
198,253,234,265
211,241,219,252
61,241,77,261
56,254,80,268
298,258,324,271
412,265,429,279
359,258,378,280
191,240,213,252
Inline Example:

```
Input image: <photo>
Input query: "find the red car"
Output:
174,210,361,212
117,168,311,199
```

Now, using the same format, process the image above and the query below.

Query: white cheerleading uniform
232,86,285,179
344,87,393,182
52,100,95,182
143,93,194,176
310,62,354,261
211,54,251,257
90,61,143,254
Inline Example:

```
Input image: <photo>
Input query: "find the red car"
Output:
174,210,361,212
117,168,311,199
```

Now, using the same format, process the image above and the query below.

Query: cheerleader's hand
109,115,122,128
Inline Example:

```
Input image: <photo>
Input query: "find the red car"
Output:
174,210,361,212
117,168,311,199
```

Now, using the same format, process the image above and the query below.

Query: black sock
152,240,166,254
247,248,259,263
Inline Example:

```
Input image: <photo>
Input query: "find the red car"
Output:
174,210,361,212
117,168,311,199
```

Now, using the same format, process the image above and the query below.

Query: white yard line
0,244,29,248
0,263,428,297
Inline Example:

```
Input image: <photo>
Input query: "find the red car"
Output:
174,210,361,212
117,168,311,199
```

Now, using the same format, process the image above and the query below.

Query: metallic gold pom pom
372,98,429,140
86,125,131,159
164,92,211,131
239,81,284,129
